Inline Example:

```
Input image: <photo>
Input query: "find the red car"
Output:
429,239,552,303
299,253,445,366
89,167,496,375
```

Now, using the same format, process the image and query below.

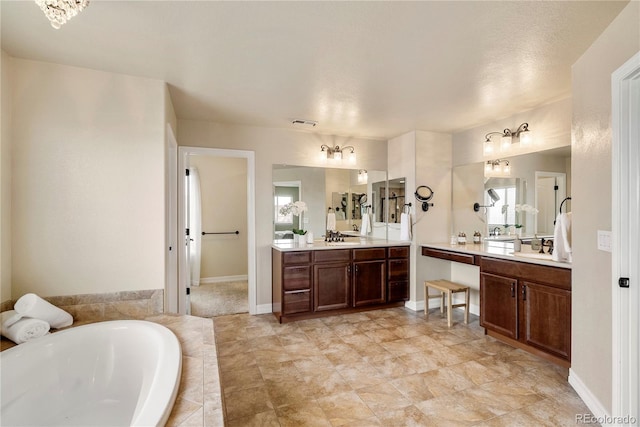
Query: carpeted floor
190,280,248,317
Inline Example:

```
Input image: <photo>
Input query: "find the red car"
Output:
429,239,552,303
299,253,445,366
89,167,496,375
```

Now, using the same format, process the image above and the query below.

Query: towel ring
415,185,434,212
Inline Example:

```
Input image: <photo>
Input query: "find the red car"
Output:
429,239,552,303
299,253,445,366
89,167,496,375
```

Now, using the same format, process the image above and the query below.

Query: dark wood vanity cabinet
273,246,409,322
480,257,572,365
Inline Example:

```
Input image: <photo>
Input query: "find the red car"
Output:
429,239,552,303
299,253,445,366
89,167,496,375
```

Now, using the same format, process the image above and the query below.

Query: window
486,186,516,226
274,196,293,224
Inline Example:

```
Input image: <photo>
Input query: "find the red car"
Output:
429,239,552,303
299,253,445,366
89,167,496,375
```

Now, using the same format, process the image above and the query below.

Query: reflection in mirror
453,146,571,239
378,178,405,224
272,165,386,239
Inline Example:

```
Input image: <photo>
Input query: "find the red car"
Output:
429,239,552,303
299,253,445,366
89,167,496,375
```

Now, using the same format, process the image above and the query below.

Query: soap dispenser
514,237,522,252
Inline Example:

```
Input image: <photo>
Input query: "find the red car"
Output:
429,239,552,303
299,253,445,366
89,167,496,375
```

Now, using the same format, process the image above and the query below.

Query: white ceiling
1,1,629,139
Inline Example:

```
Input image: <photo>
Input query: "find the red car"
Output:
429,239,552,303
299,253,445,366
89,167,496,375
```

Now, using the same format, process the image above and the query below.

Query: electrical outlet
597,230,612,252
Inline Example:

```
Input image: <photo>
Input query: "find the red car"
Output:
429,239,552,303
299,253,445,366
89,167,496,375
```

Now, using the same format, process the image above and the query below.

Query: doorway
177,147,256,316
535,172,567,235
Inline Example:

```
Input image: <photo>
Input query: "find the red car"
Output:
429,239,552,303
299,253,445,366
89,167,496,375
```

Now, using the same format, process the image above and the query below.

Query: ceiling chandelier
35,0,89,29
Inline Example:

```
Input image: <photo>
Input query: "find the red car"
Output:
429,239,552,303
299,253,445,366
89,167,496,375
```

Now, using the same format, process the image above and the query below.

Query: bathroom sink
513,252,553,261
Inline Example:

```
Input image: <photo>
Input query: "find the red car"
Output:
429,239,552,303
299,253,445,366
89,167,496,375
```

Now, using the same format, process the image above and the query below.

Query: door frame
176,146,256,315
612,51,640,420
165,125,178,313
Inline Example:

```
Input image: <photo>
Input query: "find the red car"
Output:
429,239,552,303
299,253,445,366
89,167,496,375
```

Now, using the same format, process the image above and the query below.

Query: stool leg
447,290,453,327
464,288,470,324
424,284,429,318
440,292,445,317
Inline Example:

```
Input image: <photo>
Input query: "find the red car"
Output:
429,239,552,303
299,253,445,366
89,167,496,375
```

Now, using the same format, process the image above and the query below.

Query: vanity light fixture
35,0,89,29
484,123,532,154
484,159,511,177
319,144,356,164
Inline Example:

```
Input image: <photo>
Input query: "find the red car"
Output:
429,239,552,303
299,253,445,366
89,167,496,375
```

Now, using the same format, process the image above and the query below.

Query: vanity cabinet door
353,260,386,306
480,272,518,340
521,281,571,361
314,262,351,311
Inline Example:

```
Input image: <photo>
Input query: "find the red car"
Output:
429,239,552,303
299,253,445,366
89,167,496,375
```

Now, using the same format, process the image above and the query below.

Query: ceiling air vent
291,119,318,127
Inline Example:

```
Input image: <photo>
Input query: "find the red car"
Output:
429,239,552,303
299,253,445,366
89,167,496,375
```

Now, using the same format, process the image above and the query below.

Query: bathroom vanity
272,240,410,323
422,242,572,367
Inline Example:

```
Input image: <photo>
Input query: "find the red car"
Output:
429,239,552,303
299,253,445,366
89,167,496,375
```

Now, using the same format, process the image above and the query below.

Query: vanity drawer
388,281,409,302
480,257,571,289
283,251,312,265
388,246,409,259
283,290,312,314
283,266,312,291
314,249,351,263
422,247,477,265
388,259,409,280
353,248,386,261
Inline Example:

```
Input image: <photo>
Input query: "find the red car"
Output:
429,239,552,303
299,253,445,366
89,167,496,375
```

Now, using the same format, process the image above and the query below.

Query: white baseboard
568,369,610,422
255,303,272,315
199,275,248,284
404,299,480,316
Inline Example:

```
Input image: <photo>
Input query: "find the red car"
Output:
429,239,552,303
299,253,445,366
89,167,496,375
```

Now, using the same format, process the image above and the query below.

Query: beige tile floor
213,307,594,427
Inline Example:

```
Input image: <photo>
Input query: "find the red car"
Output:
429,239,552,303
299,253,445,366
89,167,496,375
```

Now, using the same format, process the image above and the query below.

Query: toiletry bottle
457,232,466,245
450,234,457,245
531,235,541,251
514,237,522,252
473,231,481,244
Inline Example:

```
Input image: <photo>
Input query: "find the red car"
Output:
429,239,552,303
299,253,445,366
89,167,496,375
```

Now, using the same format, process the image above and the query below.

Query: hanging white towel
360,213,371,236
400,212,412,241
327,212,337,231
13,293,73,329
552,212,572,263
0,310,50,344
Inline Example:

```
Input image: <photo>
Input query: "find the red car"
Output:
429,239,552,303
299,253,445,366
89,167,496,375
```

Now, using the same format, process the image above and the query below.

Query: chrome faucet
492,227,502,237
352,224,359,232
325,231,345,242
540,238,554,254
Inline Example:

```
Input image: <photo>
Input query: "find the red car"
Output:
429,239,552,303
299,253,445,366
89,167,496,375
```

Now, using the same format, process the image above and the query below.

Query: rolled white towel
14,293,73,329
1,310,50,344
1,309,22,329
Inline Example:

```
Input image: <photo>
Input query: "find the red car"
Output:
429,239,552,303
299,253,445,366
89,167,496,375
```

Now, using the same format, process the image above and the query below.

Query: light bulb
348,151,356,164
503,163,511,176
520,129,533,146
485,162,493,175
483,140,494,155
319,149,327,162
334,151,342,161
501,135,512,151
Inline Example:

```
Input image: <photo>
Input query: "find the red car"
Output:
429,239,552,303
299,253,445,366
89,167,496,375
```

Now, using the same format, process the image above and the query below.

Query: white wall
0,50,12,303
388,130,453,308
10,58,167,298
177,120,387,306
571,1,639,414
190,156,248,280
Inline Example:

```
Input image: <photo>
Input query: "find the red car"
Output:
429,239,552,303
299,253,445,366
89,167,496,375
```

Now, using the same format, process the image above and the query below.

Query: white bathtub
1,320,182,426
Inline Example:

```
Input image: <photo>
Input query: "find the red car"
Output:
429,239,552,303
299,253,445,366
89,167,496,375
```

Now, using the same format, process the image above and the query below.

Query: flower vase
298,236,307,247
293,234,299,244
516,228,522,237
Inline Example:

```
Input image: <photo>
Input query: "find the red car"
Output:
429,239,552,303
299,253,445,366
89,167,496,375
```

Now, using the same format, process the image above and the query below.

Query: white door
612,51,640,423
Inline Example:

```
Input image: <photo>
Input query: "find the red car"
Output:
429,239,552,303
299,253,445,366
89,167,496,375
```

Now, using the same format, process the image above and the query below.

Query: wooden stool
424,280,470,327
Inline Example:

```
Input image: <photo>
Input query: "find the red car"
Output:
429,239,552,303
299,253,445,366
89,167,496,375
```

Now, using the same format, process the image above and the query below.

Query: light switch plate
597,230,612,252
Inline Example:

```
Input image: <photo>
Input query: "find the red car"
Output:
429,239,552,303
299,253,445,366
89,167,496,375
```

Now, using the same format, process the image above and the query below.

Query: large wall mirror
273,165,386,240
453,146,571,240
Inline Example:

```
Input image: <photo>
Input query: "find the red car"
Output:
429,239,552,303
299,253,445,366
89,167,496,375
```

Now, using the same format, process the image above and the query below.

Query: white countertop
421,241,572,270
273,238,410,252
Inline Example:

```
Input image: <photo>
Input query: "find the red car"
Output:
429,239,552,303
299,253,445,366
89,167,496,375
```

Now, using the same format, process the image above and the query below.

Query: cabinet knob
522,285,527,301
510,283,515,298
